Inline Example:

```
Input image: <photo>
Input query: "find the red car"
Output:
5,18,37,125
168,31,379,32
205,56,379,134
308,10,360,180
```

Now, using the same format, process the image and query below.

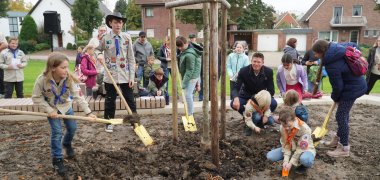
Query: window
364,30,369,37
373,30,379,37
350,30,359,44
147,29,154,38
167,29,179,37
333,7,343,24
318,31,339,42
146,8,153,17
352,5,362,16
8,17,19,37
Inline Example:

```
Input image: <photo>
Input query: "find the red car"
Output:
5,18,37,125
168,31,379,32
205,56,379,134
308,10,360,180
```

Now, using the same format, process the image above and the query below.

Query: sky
25,0,317,14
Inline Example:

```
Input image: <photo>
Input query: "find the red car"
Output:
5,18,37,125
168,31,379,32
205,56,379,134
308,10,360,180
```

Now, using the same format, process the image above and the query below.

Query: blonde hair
148,56,155,61
284,90,299,106
43,52,79,84
8,36,18,43
83,44,94,53
154,67,164,75
254,90,271,109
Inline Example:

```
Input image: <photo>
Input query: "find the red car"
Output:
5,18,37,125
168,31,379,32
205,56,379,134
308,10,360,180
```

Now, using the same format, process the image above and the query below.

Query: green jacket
179,47,201,89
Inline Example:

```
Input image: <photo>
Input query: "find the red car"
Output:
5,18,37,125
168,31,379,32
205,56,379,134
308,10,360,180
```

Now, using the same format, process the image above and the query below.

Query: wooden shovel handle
176,67,189,117
321,102,336,129
100,60,133,115
312,59,323,95
0,108,110,124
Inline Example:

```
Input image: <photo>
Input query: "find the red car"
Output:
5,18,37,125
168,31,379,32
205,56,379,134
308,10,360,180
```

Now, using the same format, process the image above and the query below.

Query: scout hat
106,12,126,28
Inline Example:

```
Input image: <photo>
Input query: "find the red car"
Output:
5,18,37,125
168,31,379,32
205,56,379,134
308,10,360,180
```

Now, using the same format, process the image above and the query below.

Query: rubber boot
52,157,67,176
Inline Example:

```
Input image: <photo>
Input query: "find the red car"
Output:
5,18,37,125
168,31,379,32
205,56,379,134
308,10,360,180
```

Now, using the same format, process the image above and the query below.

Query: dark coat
323,42,366,102
157,44,170,69
232,65,275,99
366,47,378,82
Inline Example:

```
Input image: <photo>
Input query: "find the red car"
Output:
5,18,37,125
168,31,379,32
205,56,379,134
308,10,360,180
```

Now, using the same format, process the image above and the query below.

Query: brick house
273,12,301,29
300,0,380,46
135,0,200,40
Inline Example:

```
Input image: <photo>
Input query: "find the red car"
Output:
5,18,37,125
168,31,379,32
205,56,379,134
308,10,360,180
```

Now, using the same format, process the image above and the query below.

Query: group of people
0,10,376,177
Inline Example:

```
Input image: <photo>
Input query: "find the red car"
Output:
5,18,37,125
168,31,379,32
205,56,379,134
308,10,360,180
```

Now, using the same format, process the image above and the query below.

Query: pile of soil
0,104,379,179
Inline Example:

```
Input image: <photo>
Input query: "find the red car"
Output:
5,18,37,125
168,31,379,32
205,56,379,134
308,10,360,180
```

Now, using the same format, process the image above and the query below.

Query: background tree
19,15,38,41
176,9,203,30
237,0,275,29
125,0,141,30
0,0,9,17
71,0,103,37
114,0,127,16
9,0,29,12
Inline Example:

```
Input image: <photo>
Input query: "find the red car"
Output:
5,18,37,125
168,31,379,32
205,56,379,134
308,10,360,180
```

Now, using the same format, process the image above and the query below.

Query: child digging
147,67,169,105
283,89,309,123
32,52,97,176
243,90,275,135
267,106,316,175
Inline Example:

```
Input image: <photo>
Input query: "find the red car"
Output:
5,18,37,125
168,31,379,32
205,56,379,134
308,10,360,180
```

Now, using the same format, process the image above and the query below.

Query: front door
350,30,359,44
58,33,63,47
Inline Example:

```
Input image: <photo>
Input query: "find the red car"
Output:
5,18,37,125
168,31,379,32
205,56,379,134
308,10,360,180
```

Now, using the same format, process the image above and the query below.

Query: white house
29,0,111,49
0,11,28,37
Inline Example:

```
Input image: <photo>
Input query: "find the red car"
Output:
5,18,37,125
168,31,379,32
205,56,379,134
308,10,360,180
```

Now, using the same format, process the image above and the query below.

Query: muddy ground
0,104,379,179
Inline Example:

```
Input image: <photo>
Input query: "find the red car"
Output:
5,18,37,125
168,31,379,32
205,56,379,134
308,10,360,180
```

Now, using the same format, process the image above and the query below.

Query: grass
21,60,380,97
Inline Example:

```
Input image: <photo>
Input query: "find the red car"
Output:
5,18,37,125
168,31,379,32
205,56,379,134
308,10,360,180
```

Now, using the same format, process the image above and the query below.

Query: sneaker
52,158,67,176
295,165,308,175
105,124,114,133
326,143,350,157
63,144,75,159
244,125,253,136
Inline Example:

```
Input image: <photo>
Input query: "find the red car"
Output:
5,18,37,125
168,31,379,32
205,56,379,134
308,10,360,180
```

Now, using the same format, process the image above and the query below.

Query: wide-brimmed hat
105,12,126,28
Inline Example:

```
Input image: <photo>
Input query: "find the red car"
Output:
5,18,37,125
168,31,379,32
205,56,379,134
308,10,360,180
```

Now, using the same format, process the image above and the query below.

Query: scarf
248,98,269,117
50,79,67,106
283,117,304,150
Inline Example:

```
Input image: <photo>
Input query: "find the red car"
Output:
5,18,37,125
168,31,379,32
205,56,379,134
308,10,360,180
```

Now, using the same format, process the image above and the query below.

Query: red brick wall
304,0,380,46
141,6,199,40
275,14,300,29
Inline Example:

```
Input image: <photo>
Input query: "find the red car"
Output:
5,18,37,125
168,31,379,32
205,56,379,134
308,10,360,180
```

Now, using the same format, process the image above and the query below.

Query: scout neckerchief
50,79,67,105
9,48,18,58
283,117,304,150
249,98,269,117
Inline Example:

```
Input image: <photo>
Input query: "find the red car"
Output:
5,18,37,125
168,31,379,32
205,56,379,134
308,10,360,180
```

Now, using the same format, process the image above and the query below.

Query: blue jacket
323,42,366,102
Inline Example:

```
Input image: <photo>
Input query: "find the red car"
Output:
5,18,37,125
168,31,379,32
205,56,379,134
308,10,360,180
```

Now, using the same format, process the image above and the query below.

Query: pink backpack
344,46,368,76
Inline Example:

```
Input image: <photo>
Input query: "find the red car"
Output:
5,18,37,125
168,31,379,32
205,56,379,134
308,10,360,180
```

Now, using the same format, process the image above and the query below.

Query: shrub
72,44,77,50
76,40,88,48
66,43,73,50
35,43,50,51
19,15,38,41
19,40,37,54
147,38,163,55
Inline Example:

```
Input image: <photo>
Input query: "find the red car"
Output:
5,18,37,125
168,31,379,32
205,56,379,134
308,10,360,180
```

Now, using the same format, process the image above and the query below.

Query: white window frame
373,30,379,37
146,29,154,38
352,5,362,17
333,6,343,24
146,8,153,17
318,30,339,42
349,30,359,44
364,30,369,37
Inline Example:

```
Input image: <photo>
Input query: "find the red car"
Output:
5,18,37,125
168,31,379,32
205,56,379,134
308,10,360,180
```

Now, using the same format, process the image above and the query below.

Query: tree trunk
170,8,178,144
220,6,227,140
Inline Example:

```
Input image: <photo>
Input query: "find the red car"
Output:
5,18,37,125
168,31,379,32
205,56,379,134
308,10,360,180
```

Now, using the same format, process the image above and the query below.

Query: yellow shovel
177,68,197,132
0,108,123,125
312,102,336,147
100,60,153,146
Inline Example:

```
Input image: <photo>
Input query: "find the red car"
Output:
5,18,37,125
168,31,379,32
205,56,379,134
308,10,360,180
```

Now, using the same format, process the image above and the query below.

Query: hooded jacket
323,42,366,102
133,38,154,66
147,74,169,95
179,47,201,89
283,45,300,60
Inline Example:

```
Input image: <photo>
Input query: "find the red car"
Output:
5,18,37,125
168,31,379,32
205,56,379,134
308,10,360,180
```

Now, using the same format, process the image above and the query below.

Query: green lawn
22,60,380,97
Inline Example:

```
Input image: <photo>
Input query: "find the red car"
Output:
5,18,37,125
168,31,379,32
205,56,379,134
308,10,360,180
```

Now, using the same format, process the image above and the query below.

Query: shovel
312,102,336,147
176,68,197,132
0,108,123,125
100,60,153,146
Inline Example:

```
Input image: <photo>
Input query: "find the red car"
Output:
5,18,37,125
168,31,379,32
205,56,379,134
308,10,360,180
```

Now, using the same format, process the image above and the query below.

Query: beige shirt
243,99,271,129
97,31,135,84
32,75,91,115
0,48,28,82
280,119,316,166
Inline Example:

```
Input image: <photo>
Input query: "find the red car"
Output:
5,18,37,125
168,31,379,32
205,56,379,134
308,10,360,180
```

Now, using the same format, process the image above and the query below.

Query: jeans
4,81,23,98
104,82,136,119
307,79,321,93
0,69,4,94
266,147,315,168
137,65,144,83
251,111,274,127
86,87,93,96
230,96,278,115
48,108,77,158
184,78,198,115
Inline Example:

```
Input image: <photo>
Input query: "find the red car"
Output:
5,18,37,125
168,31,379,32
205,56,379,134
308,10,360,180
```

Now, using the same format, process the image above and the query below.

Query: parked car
232,40,249,55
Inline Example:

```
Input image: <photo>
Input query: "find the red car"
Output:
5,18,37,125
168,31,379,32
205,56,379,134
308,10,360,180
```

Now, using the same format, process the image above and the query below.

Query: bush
76,40,88,48
72,44,77,50
66,43,73,50
147,38,163,55
35,43,50,51
19,40,37,54
19,15,38,41
37,33,50,44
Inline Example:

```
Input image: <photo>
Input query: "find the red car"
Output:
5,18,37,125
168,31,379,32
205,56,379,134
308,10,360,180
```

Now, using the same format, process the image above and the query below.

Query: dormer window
352,5,362,17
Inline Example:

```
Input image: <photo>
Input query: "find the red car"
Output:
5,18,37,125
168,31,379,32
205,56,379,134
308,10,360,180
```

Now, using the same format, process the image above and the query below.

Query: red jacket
80,54,97,88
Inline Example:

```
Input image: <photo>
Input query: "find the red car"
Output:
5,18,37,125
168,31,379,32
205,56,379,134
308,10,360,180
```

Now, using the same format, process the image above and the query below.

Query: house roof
28,0,111,16
300,0,324,22
7,11,28,17
135,0,167,5
273,12,301,29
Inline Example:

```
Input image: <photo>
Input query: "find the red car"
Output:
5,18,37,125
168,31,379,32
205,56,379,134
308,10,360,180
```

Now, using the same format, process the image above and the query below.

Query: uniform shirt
97,31,135,84
243,99,271,129
0,48,28,82
280,119,316,166
32,75,91,115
